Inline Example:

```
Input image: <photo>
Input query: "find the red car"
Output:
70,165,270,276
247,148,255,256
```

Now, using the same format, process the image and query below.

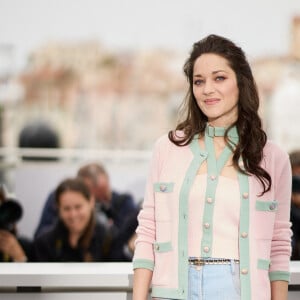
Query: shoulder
154,130,188,151
264,140,289,161
34,223,61,245
262,140,291,177
94,222,107,236
111,191,135,207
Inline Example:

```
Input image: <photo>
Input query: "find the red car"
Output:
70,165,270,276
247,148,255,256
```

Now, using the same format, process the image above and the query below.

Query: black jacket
33,220,109,262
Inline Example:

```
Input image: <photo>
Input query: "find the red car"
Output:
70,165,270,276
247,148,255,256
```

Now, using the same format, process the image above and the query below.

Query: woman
34,178,109,262
133,35,291,300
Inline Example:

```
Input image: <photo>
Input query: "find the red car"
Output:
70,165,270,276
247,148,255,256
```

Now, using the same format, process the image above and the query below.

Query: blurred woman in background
34,178,109,262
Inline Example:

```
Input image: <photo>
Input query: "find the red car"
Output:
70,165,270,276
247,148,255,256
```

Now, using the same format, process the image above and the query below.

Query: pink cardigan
133,132,292,300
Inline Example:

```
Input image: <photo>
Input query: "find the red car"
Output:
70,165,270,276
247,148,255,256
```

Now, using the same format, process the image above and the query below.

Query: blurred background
1,0,300,239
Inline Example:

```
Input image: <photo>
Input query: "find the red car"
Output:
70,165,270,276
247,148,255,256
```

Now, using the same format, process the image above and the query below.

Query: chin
69,226,85,233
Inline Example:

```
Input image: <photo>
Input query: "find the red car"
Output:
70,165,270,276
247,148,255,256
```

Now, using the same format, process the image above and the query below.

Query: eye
215,76,226,82
62,206,71,212
75,204,82,210
193,79,204,86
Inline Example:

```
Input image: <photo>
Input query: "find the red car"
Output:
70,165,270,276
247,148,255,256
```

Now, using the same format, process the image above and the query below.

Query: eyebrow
194,70,227,77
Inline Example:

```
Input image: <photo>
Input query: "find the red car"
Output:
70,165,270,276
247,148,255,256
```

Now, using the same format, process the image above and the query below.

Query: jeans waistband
188,258,240,266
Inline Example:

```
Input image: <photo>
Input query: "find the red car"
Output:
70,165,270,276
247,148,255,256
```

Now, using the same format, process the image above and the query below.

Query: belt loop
230,259,235,274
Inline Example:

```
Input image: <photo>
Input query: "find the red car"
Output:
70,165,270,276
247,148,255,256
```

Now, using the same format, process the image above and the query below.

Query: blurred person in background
109,206,140,261
0,185,33,262
35,163,137,238
33,178,109,262
77,163,137,229
291,176,300,260
289,150,300,260
290,151,300,175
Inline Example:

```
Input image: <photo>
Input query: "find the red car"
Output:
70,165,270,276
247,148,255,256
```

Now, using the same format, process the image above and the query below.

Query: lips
204,98,220,105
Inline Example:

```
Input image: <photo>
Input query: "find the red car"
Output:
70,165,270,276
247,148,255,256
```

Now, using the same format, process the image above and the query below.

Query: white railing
0,262,299,299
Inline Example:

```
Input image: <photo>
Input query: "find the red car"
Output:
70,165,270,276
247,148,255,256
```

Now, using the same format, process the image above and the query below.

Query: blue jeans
153,261,241,300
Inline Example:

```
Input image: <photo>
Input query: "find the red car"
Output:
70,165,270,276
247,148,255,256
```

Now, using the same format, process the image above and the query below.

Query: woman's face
192,53,239,127
58,191,93,235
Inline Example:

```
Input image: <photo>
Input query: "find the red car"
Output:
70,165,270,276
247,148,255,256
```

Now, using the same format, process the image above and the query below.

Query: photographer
0,185,33,262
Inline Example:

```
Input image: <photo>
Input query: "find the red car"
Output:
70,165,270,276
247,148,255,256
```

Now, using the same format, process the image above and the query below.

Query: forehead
193,53,233,75
59,190,87,206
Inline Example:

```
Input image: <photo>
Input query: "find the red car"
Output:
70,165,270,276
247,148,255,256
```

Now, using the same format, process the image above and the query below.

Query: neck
69,231,82,247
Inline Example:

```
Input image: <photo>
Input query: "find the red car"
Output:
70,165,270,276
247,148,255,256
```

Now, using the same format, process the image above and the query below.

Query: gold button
242,192,249,199
204,223,210,229
155,244,160,251
203,246,210,253
207,197,213,203
241,268,248,275
241,232,248,238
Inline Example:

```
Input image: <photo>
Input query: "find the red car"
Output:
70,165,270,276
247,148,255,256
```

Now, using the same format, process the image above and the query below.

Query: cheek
80,207,92,219
59,210,68,220
192,86,200,99
224,82,239,101
192,89,203,108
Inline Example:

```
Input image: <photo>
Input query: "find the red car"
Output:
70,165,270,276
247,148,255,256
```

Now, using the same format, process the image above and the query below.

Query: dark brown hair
169,34,271,194
77,163,107,186
55,178,96,261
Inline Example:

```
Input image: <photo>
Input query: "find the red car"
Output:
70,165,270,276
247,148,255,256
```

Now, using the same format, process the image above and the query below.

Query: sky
0,0,300,72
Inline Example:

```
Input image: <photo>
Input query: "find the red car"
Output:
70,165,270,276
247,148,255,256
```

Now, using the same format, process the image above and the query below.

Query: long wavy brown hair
168,34,271,194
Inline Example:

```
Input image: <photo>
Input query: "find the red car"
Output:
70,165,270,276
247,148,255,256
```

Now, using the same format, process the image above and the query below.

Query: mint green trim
206,125,239,138
200,131,236,257
174,137,208,297
269,271,290,282
152,286,184,299
153,182,174,193
132,259,154,271
238,171,251,300
257,259,270,270
189,129,252,300
256,200,278,211
153,241,172,253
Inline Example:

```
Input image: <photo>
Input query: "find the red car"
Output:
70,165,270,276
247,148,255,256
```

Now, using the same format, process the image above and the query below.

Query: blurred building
4,41,186,150
252,16,300,152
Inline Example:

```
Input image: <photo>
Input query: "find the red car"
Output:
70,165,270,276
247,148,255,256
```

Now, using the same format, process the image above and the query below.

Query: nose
67,209,77,220
203,79,214,95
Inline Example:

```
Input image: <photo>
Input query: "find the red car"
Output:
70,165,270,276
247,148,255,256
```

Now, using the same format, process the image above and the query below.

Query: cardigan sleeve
132,135,168,271
269,152,292,282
